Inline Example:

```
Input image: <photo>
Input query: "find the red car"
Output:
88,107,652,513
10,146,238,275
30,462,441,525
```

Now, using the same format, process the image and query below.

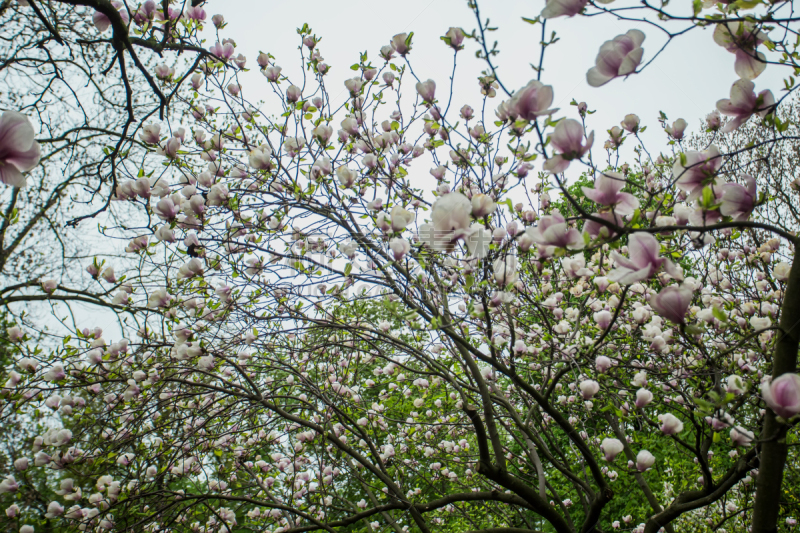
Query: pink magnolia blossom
621,114,640,133
541,0,588,18
390,33,412,56
730,427,754,447
185,5,205,21
420,192,473,252
139,123,161,144
713,21,769,80
444,27,465,50
580,379,600,399
93,1,129,32
584,211,623,240
209,42,235,61
664,118,687,140
649,285,693,324
720,174,757,221
636,450,655,471
0,111,42,187
609,233,683,285
525,210,584,251
389,237,411,261
658,413,684,435
154,197,180,220
761,373,800,419
416,80,436,103
601,438,624,461
507,80,556,121
581,172,639,215
635,388,653,408
672,145,723,201
587,30,645,87
716,79,774,132
544,119,594,173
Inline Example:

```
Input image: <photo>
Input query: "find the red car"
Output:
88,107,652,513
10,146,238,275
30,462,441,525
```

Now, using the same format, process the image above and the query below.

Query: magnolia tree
2,0,800,532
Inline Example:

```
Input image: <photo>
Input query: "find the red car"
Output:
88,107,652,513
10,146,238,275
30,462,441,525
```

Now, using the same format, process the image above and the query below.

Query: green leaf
344,263,353,276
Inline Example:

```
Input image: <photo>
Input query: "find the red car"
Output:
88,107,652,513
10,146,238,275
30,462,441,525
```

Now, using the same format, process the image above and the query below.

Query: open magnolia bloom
587,29,645,87
544,119,594,174
609,233,683,285
713,21,770,80
581,171,639,215
672,145,723,200
716,79,775,132
0,111,41,187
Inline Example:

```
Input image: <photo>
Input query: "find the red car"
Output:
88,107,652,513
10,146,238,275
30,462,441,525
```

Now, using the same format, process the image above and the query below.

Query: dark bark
753,242,800,532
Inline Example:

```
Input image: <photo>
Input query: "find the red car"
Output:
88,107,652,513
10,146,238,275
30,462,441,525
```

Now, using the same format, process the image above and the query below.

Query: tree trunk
752,243,800,533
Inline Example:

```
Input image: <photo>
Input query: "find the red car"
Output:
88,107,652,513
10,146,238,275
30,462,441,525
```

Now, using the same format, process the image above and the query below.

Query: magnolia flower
583,211,623,241
340,241,357,259
659,413,684,435
507,80,556,121
0,111,42,187
344,78,363,95
593,310,612,330
581,172,639,215
493,256,519,285
544,119,594,174
761,373,800,419
750,316,771,330
580,379,600,399
45,501,64,518
471,194,496,218
609,233,683,285
717,79,774,132
525,210,584,251
92,1,129,32
720,174,757,221
337,166,357,188
264,66,282,82
713,21,769,80
148,289,172,308
621,114,640,133
665,118,687,140
601,438,624,461
283,137,305,157
730,427,754,447
672,144,722,201
390,205,415,231
774,262,791,281
416,80,436,103
154,196,180,220
390,33,412,56
444,27,465,49
420,192,472,252
596,356,612,373
209,41,235,60
649,285,692,324
635,388,653,408
139,123,161,144
587,30,645,87
249,145,274,171
636,450,655,471
389,238,411,261
541,0,588,18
